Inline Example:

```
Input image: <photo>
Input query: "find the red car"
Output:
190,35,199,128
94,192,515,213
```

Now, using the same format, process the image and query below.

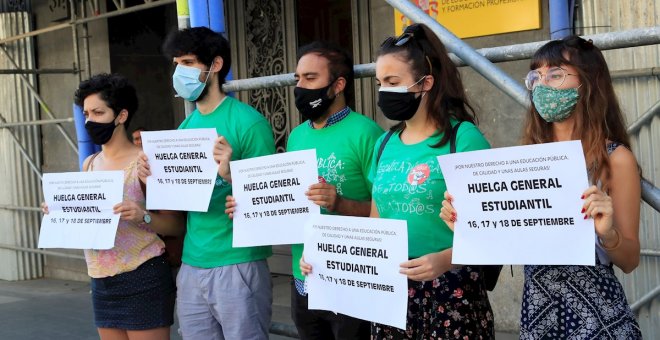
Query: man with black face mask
289,42,383,339
138,27,276,340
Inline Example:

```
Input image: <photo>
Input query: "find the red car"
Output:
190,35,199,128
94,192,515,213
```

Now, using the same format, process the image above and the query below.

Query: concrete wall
367,0,551,333
34,0,112,281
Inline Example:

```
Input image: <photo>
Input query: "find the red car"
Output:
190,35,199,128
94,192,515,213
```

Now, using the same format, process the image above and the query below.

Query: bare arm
146,210,186,237
113,201,186,236
369,199,379,218
592,147,641,273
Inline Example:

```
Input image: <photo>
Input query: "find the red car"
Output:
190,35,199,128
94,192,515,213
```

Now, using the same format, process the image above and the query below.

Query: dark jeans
290,281,370,340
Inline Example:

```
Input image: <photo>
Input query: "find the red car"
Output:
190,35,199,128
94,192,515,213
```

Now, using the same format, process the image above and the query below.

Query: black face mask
85,120,117,145
294,81,336,121
377,91,422,121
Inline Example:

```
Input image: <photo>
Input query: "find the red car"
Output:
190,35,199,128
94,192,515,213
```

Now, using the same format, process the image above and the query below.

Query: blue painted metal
188,0,210,29
550,0,571,39
187,0,233,91
73,104,99,171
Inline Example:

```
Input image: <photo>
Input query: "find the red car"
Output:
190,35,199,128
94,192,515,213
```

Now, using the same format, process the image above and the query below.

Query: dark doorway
106,0,180,135
295,0,354,108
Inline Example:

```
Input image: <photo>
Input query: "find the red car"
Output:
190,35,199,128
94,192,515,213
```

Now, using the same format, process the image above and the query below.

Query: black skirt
91,254,176,330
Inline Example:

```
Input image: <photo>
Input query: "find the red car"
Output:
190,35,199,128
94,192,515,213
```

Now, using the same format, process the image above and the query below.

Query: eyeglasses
524,67,578,90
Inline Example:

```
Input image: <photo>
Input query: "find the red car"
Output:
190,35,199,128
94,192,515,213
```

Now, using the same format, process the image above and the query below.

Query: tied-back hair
523,35,632,190
378,23,478,148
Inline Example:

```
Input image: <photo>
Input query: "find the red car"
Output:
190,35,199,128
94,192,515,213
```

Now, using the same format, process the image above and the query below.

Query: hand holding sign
581,185,615,241
300,255,312,276
230,149,319,246
141,129,218,212
214,136,233,183
399,251,452,282
306,181,338,211
137,151,150,184
38,171,124,249
437,141,594,265
439,191,457,231
113,200,146,227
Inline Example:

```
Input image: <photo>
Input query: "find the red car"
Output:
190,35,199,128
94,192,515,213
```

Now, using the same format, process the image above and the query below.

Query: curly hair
74,73,138,128
162,27,232,86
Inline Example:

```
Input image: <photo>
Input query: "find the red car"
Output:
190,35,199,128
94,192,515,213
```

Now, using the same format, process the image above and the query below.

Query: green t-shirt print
369,121,490,258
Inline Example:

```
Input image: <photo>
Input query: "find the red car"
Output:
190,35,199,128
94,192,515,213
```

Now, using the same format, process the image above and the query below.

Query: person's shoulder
290,120,310,136
347,111,383,133
609,144,638,171
456,120,485,138
225,97,264,119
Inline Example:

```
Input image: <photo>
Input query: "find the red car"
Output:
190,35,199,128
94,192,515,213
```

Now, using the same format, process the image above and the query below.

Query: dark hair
523,35,632,189
297,41,355,105
74,73,138,128
378,23,477,147
162,27,232,86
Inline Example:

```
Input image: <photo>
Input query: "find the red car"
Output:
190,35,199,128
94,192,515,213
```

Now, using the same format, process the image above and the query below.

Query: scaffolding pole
0,118,74,128
0,115,43,179
0,68,77,75
628,100,660,135
0,243,85,260
223,26,660,93
0,0,176,47
0,46,78,154
384,0,528,106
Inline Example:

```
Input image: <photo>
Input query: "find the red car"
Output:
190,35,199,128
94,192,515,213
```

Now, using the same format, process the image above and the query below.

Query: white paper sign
38,171,123,249
230,149,319,246
142,129,218,212
437,140,594,265
304,214,408,330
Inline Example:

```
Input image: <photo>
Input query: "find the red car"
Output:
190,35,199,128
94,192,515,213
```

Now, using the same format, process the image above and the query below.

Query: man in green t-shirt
139,27,275,340
288,42,383,339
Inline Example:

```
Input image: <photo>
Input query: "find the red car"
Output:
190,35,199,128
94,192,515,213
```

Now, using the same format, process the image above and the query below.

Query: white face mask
378,76,426,93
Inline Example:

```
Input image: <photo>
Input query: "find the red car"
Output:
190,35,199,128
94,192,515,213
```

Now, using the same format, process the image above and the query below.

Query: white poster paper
304,214,408,330
437,140,594,265
141,129,218,212
230,149,319,246
38,171,123,249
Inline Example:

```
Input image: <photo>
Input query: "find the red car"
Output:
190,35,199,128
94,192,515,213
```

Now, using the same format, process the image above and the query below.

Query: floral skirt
372,265,494,340
521,263,641,339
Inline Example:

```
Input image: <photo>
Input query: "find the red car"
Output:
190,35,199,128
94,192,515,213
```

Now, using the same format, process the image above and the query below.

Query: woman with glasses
368,23,494,339
442,36,642,339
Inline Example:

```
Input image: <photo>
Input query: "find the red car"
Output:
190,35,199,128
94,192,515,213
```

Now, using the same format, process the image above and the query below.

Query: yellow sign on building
395,0,541,38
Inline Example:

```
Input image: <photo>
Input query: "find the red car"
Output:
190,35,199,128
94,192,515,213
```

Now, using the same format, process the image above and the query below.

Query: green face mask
532,85,579,122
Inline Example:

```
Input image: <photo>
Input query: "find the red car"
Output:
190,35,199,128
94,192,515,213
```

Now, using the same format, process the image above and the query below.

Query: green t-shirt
369,121,490,258
178,96,275,268
288,111,383,280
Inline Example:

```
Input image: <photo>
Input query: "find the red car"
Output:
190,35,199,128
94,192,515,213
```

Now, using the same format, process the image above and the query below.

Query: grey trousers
176,260,272,340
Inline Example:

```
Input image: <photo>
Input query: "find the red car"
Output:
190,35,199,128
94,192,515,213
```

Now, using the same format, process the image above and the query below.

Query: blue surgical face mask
172,64,213,102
